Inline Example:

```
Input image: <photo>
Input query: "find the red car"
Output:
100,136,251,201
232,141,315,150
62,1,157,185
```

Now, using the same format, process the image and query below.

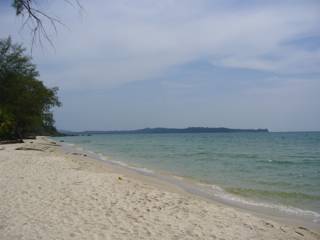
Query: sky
1,0,320,132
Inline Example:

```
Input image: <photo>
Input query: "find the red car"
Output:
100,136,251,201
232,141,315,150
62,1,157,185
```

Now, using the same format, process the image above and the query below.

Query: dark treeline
0,38,61,141
62,127,269,136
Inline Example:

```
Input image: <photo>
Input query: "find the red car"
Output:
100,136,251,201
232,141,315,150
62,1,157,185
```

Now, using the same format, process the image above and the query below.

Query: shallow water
54,132,320,223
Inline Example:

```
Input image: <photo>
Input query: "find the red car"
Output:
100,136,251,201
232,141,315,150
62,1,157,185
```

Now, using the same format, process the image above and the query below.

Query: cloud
1,0,319,91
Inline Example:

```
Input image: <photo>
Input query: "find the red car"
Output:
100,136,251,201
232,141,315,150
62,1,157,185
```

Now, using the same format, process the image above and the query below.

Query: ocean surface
54,132,320,223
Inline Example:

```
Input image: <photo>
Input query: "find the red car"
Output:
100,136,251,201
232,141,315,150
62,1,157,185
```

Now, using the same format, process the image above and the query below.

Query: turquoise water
54,132,320,221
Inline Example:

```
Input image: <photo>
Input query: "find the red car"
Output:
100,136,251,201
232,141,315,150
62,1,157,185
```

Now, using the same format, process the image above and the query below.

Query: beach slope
0,137,319,240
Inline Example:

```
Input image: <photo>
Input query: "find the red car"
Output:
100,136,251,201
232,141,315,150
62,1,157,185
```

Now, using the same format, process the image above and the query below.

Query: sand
0,137,319,240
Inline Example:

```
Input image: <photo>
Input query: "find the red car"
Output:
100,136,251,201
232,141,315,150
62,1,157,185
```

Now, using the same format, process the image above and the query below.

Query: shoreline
0,137,319,239
58,137,320,230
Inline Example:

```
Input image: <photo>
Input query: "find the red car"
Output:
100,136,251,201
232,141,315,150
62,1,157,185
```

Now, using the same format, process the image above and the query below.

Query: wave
253,179,316,188
257,159,301,165
205,185,320,223
226,187,320,201
106,158,154,174
65,143,75,147
131,166,154,174
213,152,259,159
257,159,320,166
108,159,129,167
98,153,108,161
78,140,92,143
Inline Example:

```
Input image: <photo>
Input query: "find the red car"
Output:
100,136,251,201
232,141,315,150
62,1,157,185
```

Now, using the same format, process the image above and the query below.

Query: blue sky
1,0,320,131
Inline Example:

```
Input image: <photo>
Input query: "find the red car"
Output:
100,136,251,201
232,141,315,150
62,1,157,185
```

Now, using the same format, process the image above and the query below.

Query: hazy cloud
2,0,319,88
1,0,319,130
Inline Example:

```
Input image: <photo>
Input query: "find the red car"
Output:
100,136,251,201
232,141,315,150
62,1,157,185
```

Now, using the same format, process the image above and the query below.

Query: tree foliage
0,37,61,140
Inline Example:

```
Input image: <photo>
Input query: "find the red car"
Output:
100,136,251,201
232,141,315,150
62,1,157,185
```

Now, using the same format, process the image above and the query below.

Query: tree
0,37,61,140
11,0,82,47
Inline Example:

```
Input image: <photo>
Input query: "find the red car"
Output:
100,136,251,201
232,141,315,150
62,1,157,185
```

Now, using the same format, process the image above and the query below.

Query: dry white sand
0,137,319,240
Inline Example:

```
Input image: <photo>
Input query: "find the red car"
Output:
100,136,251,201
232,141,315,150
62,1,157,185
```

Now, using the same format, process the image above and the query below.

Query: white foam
108,159,154,174
98,153,108,161
65,143,75,147
131,167,154,174
75,147,83,151
110,160,129,167
173,175,184,180
208,185,320,222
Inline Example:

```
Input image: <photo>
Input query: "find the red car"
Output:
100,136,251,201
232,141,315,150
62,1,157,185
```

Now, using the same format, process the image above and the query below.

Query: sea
53,132,320,225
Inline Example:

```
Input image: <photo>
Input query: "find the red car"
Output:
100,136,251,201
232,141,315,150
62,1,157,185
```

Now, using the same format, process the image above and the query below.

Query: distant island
60,127,269,136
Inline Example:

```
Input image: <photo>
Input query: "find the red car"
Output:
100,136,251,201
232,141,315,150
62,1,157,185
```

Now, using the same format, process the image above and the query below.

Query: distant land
59,127,269,136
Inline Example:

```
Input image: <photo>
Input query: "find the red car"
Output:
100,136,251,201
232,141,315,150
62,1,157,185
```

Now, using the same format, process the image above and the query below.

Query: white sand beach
0,137,319,240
